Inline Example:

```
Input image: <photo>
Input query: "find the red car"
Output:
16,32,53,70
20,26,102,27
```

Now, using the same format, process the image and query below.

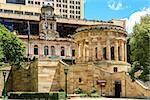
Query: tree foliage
0,24,26,68
129,15,150,81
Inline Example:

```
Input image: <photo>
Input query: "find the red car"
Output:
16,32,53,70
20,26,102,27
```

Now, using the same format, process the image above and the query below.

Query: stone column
78,43,81,58
106,40,111,60
39,43,43,57
97,42,103,61
92,46,95,61
66,45,71,57
115,40,119,61
56,44,60,56
85,46,89,62
121,41,125,61
80,42,84,62
88,41,93,61
83,41,86,62
75,42,79,63
97,42,101,60
124,42,127,62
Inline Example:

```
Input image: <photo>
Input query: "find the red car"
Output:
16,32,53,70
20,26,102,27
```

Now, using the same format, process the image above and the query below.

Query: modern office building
0,0,84,19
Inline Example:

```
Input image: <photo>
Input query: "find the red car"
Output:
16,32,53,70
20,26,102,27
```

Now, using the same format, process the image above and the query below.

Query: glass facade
6,0,25,5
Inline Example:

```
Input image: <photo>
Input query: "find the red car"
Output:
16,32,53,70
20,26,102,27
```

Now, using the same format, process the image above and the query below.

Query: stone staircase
124,73,150,97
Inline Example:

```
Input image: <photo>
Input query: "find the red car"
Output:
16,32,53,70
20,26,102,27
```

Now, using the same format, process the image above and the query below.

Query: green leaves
129,15,150,81
0,24,26,68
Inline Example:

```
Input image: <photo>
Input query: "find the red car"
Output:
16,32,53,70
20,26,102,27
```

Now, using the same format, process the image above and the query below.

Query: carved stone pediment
39,31,59,40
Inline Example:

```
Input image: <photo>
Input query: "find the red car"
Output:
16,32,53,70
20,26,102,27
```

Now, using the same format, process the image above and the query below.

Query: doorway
115,80,121,98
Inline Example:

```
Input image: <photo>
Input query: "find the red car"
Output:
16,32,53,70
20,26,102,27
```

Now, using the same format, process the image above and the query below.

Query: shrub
8,92,65,100
73,88,83,94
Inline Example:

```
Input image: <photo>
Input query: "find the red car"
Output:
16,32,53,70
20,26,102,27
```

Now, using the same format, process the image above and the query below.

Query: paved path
69,97,147,100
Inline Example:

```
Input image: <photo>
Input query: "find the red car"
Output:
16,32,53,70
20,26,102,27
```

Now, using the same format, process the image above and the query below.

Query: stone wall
3,59,150,98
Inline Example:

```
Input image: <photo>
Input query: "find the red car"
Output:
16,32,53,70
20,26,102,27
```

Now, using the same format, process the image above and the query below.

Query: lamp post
3,71,6,100
64,67,69,100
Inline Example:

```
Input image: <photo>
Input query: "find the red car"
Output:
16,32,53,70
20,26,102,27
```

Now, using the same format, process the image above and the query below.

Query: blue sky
84,0,150,33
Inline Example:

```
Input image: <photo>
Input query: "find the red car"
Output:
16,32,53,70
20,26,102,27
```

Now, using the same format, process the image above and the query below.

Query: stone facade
74,25,130,73
2,24,150,98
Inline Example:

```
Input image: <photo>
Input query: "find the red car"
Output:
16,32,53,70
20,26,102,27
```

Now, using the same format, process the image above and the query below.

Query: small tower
39,5,59,39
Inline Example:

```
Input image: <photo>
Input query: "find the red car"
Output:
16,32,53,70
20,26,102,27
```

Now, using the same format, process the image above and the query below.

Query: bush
8,92,65,100
73,88,83,94
90,93,100,98
79,93,88,97
90,87,97,93
59,89,64,92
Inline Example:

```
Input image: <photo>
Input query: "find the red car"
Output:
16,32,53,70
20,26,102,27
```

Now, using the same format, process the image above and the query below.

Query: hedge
8,92,65,100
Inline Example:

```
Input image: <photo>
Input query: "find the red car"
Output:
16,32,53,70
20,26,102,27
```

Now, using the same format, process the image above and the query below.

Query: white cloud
108,0,123,10
123,8,150,34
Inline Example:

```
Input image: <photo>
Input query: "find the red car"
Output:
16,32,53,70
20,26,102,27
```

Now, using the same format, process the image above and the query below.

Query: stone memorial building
0,4,150,98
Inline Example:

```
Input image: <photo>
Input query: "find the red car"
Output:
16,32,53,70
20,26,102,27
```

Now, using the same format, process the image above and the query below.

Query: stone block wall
2,59,150,98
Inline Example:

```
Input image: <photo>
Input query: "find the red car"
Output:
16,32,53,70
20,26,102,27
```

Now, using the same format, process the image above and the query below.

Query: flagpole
27,21,30,63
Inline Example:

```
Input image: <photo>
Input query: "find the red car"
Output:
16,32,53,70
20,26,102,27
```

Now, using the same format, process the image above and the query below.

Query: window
63,5,67,8
25,12,33,15
4,10,13,14
72,49,75,57
0,9,3,12
114,67,118,72
6,0,25,5
63,15,67,18
95,47,98,59
61,47,65,56
118,47,121,61
35,1,38,4
103,47,107,60
79,78,82,83
70,10,74,14
111,47,115,60
34,45,38,55
44,46,49,56
76,11,80,14
76,16,80,19
70,5,74,9
51,46,55,56
50,23,53,30
76,1,80,5
70,15,74,19
35,13,40,16
14,11,23,14
63,0,67,3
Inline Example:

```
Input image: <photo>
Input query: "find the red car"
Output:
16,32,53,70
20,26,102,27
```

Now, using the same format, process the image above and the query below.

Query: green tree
0,24,26,68
129,14,150,81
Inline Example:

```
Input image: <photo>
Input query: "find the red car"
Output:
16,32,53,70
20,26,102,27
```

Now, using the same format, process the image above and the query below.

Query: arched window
95,47,98,59
111,47,115,60
103,47,107,60
51,46,55,56
44,46,49,56
34,45,38,55
61,46,65,56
